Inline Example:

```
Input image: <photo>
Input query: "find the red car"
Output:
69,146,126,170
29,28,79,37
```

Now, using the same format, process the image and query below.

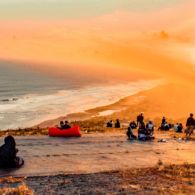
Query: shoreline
0,79,162,131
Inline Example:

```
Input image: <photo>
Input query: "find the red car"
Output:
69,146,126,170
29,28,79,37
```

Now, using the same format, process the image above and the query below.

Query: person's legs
185,126,193,138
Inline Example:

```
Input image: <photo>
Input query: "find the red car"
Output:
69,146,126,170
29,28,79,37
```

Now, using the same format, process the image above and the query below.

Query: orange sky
0,0,195,83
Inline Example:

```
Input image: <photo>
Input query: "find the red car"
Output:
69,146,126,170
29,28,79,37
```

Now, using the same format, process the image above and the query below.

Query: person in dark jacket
130,121,137,129
115,119,121,128
107,120,113,128
137,113,144,126
63,121,71,129
176,123,183,133
127,123,137,140
0,136,24,168
161,117,166,125
185,113,195,137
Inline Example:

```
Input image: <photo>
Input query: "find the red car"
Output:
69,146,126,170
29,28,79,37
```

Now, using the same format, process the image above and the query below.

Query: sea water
0,61,161,130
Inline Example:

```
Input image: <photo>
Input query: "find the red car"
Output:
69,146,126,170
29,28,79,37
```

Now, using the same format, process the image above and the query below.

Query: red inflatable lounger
49,126,81,137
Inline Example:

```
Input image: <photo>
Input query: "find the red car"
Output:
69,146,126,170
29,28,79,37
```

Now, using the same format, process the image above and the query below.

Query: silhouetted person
59,121,65,129
176,123,183,133
130,121,137,129
127,123,137,140
185,113,195,137
64,121,71,129
0,136,24,168
161,117,166,125
115,119,121,128
137,113,144,126
107,120,113,128
159,117,169,130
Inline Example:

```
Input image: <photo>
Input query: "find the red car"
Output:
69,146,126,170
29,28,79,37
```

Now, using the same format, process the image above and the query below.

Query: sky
0,0,184,19
0,0,195,83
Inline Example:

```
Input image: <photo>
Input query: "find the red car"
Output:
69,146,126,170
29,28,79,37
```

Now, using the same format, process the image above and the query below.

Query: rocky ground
0,164,194,194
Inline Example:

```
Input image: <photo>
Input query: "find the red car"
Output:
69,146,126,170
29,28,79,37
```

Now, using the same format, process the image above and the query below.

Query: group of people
107,113,154,141
107,112,195,141
0,113,194,169
59,120,71,129
107,119,121,128
127,114,155,141
159,117,171,130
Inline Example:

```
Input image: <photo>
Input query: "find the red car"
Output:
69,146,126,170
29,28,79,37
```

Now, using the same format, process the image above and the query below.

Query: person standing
185,113,195,138
137,113,144,126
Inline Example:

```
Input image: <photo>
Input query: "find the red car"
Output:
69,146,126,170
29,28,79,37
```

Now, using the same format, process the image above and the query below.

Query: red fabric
49,126,81,137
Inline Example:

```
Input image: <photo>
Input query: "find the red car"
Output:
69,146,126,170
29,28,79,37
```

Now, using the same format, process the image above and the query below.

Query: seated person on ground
127,123,137,140
115,119,121,128
174,123,183,133
159,118,170,130
163,122,170,130
130,121,137,129
138,122,147,141
63,121,71,129
177,123,183,133
159,117,169,130
138,122,154,141
146,120,154,135
107,120,113,128
0,136,24,168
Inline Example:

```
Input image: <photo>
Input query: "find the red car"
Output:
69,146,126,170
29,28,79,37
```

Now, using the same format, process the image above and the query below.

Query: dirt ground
0,129,194,194
0,132,194,177
0,164,194,194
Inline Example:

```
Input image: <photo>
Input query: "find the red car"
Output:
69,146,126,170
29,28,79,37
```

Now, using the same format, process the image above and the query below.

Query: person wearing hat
185,113,195,137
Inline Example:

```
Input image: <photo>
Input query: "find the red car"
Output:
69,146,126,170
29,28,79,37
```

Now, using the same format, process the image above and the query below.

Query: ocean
0,61,160,130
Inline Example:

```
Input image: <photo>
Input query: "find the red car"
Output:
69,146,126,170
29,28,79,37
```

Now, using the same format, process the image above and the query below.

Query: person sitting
138,122,147,141
174,123,183,133
159,117,170,130
0,136,24,168
177,123,183,133
146,120,154,135
130,121,137,129
127,124,137,140
63,121,71,129
163,122,170,130
138,122,154,141
107,120,113,128
59,121,65,129
115,119,121,128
